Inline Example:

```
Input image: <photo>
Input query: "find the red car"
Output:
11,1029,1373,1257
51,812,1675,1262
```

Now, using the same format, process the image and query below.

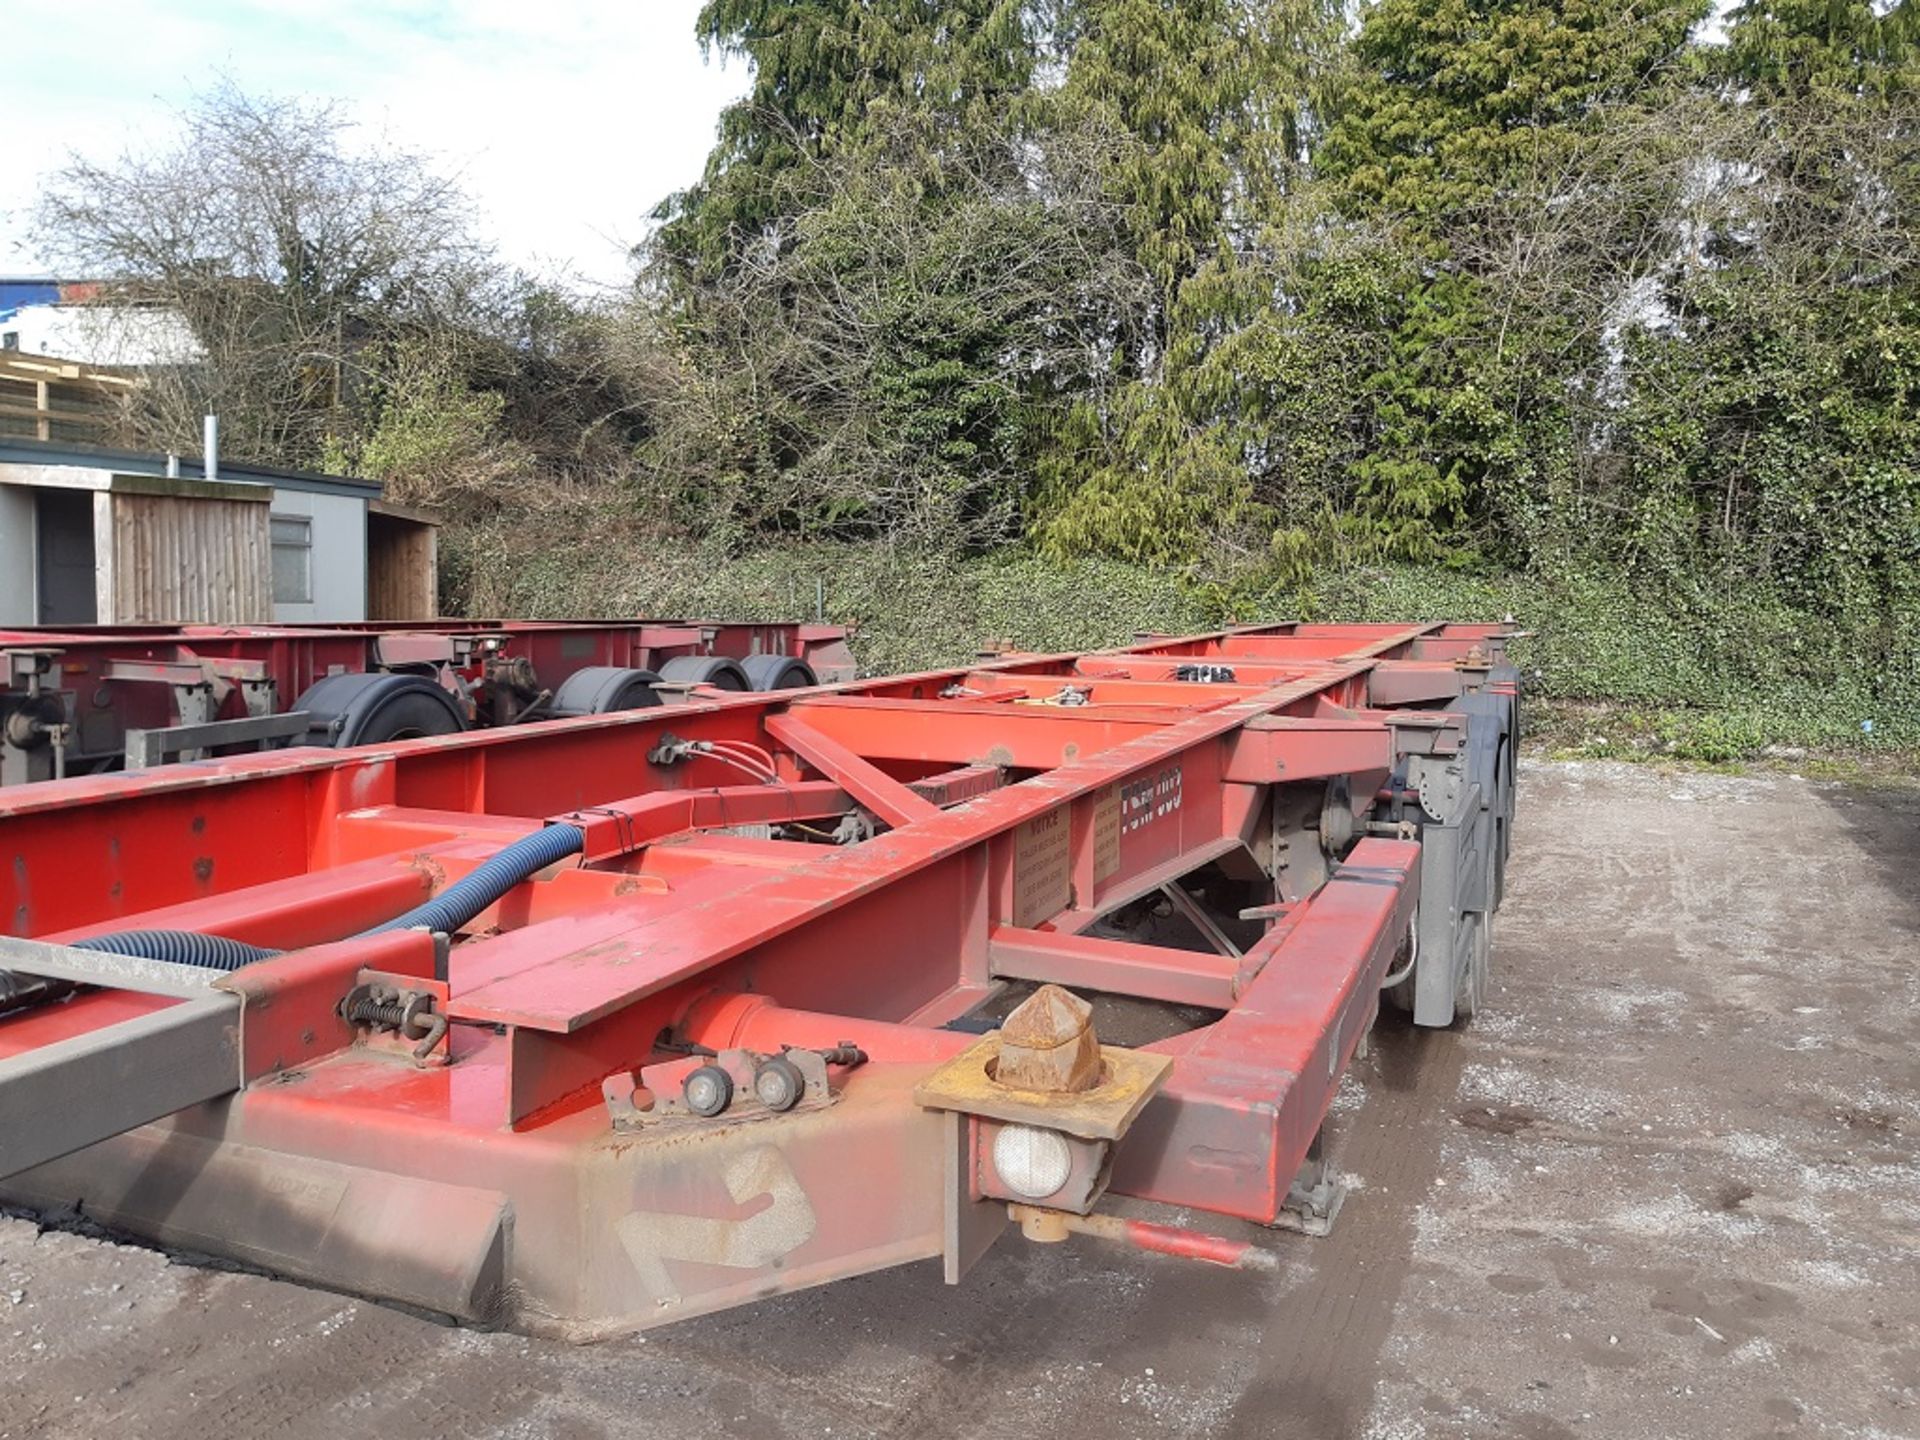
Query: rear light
991,1124,1073,1200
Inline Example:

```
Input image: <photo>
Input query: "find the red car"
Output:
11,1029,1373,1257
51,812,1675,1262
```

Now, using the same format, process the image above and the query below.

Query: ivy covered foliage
640,0,1920,745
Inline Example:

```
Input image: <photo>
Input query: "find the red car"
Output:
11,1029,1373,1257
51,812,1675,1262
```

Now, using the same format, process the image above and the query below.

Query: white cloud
0,0,749,289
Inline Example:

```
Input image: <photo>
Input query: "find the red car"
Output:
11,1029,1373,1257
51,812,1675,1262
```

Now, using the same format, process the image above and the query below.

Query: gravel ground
2,759,1916,1439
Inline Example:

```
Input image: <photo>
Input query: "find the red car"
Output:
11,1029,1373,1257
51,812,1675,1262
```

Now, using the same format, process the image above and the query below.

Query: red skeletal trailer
0,621,1517,1336
0,617,856,784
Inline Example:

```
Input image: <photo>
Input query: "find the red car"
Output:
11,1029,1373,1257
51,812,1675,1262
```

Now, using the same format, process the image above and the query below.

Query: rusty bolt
994,984,1102,1094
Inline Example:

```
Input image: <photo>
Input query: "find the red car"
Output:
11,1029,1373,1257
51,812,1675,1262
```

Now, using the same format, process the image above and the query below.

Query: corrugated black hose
0,824,586,1015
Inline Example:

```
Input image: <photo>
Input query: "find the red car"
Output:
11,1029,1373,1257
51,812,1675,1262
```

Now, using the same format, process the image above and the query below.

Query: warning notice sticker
1011,806,1071,928
1093,786,1121,881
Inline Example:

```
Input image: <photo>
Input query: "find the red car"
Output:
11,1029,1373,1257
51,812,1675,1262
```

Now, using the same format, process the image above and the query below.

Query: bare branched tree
34,83,493,466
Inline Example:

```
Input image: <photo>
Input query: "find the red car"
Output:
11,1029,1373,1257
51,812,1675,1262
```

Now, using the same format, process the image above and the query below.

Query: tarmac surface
2,759,1916,1439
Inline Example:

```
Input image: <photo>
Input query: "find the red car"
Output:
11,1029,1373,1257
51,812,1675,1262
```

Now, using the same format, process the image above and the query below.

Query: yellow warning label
1011,807,1072,928
1093,786,1121,881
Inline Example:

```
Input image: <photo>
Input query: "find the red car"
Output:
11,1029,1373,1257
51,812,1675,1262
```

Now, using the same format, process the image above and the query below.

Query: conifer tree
655,1,1036,281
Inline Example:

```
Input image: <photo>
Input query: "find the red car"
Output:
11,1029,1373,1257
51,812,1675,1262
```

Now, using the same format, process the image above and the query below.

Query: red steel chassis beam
0,621,1515,1336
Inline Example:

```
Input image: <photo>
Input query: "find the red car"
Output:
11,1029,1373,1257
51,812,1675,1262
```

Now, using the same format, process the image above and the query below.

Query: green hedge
444,512,1918,760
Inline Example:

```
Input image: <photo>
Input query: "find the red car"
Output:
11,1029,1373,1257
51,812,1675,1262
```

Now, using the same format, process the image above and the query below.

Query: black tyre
656,655,751,692
1453,912,1491,1023
293,672,466,748
739,654,818,692
549,666,663,717
1491,733,1515,910
1382,918,1417,1014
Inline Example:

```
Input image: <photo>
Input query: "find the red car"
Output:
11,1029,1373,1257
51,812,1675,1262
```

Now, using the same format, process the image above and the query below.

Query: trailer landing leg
1271,1130,1348,1238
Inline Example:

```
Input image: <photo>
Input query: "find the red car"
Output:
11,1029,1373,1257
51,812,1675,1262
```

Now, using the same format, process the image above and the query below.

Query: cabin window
271,514,313,604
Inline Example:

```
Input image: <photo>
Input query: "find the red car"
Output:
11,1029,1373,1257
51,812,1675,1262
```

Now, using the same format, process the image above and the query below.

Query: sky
0,1,748,290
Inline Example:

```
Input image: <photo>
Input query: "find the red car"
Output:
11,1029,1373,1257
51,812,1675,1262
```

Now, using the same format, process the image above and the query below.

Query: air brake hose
70,930,283,972
0,929,282,1016
0,823,588,1008
360,823,585,936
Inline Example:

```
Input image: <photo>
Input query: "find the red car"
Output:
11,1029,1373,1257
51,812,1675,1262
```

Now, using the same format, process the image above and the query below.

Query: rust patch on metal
996,985,1101,1093
407,853,448,892
915,1034,1171,1141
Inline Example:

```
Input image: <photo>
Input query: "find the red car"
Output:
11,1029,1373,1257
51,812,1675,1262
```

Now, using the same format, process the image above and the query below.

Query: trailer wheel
1453,911,1491,1022
1490,735,1514,911
549,666,663,717
293,673,467,748
1381,917,1417,1014
656,656,751,692
738,654,818,692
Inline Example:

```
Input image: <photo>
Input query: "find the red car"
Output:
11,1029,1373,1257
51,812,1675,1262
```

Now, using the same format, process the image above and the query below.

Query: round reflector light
991,1124,1073,1200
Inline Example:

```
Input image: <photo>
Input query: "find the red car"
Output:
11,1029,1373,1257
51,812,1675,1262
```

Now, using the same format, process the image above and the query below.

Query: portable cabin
0,438,438,625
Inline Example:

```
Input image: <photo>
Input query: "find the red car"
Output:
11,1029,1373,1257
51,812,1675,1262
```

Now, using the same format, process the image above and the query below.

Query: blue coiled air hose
71,930,282,972
0,929,281,1015
28,823,587,979
361,823,585,936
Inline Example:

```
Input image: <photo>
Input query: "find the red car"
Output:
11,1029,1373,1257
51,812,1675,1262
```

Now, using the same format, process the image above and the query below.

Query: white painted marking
617,1146,817,1305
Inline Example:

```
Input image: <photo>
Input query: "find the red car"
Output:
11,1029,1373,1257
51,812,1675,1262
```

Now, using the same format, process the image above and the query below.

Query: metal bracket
607,1046,841,1133
4,649,58,688
913,1034,1171,1141
123,711,313,769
